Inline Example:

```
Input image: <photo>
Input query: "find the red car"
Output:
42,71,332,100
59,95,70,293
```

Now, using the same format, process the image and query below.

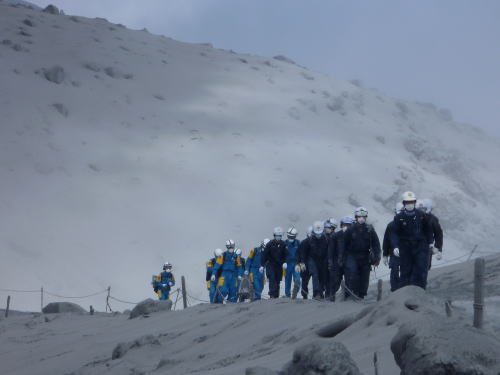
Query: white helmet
354,207,368,217
340,216,354,225
325,218,338,228
261,238,270,248
422,198,433,213
395,202,404,214
286,227,298,239
416,199,425,211
312,221,324,235
306,226,313,238
273,227,284,237
163,262,172,271
214,248,223,257
402,191,417,202
225,239,235,249
235,248,242,256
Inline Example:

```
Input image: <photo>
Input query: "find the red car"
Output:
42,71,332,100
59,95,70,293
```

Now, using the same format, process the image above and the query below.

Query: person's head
312,221,324,238
422,199,433,214
214,248,223,258
261,238,270,249
402,191,417,212
306,226,313,238
324,218,338,234
163,262,173,273
354,207,368,224
273,227,284,241
226,239,235,253
340,216,354,231
286,227,298,241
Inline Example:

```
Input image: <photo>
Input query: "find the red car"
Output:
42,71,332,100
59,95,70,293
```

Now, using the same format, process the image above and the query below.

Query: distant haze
28,0,500,136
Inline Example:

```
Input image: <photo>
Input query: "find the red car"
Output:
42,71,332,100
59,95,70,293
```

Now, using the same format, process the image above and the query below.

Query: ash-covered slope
1,256,500,375
1,4,499,311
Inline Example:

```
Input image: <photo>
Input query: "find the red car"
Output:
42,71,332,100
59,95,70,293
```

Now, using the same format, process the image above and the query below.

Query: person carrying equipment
327,216,353,301
383,203,403,291
391,192,433,289
211,240,243,302
283,227,301,298
153,262,176,300
207,249,224,303
418,199,444,269
297,226,313,299
262,227,288,298
343,207,381,299
300,221,328,300
245,239,269,300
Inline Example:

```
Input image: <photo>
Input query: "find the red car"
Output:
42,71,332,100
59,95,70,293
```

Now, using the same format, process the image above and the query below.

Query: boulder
129,298,172,319
43,4,59,14
42,302,86,314
391,314,500,375
282,339,362,375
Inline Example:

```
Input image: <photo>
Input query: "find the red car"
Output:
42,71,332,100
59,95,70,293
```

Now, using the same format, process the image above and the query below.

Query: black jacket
327,230,345,269
391,210,433,249
297,237,310,264
262,239,288,266
344,223,381,264
301,235,328,263
382,221,396,257
427,213,443,250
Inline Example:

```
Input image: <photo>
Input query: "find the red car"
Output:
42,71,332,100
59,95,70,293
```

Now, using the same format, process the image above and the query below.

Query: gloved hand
393,248,400,257
238,275,242,280
383,256,389,267
169,282,174,286
282,263,287,270
259,266,264,273
436,251,442,261
211,275,216,282
299,263,307,272
430,246,439,255
162,284,167,288
244,270,249,276
295,264,301,273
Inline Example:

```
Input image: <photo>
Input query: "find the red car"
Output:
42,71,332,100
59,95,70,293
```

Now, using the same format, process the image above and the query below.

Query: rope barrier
44,290,108,299
0,288,40,293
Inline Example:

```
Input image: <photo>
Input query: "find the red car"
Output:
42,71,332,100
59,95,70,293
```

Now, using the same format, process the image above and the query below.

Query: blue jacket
391,210,433,249
285,239,301,263
246,246,264,271
154,271,175,290
213,251,243,276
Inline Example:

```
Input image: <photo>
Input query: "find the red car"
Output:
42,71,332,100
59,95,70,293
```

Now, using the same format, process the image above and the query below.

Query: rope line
0,288,40,293
44,290,108,299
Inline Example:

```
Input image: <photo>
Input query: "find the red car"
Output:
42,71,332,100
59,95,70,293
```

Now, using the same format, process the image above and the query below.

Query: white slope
1,256,499,375
0,0,40,9
1,4,500,312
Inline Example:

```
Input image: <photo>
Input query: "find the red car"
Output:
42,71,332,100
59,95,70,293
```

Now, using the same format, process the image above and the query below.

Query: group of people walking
152,191,443,303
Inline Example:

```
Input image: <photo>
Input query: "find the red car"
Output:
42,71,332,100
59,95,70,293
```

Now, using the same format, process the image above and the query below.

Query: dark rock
129,298,172,319
22,19,34,27
273,55,296,65
42,302,86,314
391,314,500,375
282,339,362,374
43,5,60,14
43,65,65,84
112,334,160,360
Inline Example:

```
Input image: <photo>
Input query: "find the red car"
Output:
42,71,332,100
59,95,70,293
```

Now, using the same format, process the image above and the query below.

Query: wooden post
89,305,94,315
445,300,452,317
373,351,379,375
377,279,383,301
473,258,485,329
181,276,187,309
5,296,11,318
41,287,44,313
106,286,112,313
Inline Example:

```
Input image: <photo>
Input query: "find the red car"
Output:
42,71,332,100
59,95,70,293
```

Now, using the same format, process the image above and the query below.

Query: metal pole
181,276,187,309
377,279,383,301
473,258,485,329
41,287,44,313
5,296,11,318
373,351,379,375
106,286,112,312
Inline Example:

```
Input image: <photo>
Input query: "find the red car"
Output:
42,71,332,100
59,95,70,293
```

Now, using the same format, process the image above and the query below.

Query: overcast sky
30,0,500,136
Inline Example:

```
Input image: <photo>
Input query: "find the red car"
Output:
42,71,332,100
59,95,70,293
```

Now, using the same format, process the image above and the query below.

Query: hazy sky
30,0,500,135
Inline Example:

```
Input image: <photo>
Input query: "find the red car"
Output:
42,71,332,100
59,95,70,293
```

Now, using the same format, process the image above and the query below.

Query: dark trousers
344,254,371,298
329,262,344,298
307,258,326,298
389,255,401,292
266,263,282,298
301,270,311,299
399,241,430,289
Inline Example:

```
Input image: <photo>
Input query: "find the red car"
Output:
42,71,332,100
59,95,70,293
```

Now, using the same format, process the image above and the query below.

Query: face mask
314,232,322,238
275,235,282,241
342,226,348,232
405,204,415,211
325,228,332,234
357,217,366,224
228,248,235,254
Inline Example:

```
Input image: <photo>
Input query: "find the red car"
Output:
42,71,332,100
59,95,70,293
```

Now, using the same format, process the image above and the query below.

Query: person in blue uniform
153,262,175,300
284,227,301,298
244,239,269,300
211,239,243,302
